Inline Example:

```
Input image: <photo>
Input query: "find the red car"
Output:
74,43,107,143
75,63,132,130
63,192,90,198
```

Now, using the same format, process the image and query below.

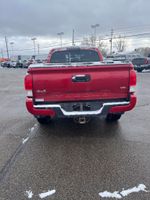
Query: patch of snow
22,137,29,144
120,184,148,197
99,191,122,199
22,123,37,145
99,184,149,199
25,190,33,199
39,189,56,199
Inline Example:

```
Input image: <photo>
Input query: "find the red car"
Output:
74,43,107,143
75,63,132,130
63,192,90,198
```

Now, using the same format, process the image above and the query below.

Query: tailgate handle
72,74,91,82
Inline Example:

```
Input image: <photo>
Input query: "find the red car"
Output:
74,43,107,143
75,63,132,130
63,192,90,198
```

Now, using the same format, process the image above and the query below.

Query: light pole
10,42,14,58
5,36,9,59
72,29,75,46
57,32,64,47
110,29,114,55
37,43,40,56
91,24,99,46
31,37,37,55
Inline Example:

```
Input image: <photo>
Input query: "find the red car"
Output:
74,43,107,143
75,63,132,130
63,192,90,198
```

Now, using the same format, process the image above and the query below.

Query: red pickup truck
24,47,137,124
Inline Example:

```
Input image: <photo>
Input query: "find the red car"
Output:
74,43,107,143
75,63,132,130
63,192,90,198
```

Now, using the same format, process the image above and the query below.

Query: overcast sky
0,0,150,55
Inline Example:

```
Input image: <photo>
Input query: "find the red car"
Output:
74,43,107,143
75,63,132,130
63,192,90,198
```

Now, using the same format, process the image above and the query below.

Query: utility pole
110,29,114,55
31,37,37,55
57,32,64,47
37,43,40,56
91,24,99,46
5,36,9,59
72,29,75,46
10,42,14,58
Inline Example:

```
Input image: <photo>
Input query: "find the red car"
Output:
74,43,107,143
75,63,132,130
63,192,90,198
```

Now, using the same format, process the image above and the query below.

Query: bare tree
81,36,95,46
97,37,104,49
134,47,150,57
97,37,108,57
81,37,90,46
115,35,126,52
81,36,108,56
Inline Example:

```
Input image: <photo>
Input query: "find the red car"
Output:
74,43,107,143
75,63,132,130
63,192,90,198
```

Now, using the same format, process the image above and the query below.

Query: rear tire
106,113,122,122
36,116,51,124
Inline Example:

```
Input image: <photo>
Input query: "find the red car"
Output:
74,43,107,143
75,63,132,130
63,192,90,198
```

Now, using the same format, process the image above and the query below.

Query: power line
102,24,150,33
1,31,150,54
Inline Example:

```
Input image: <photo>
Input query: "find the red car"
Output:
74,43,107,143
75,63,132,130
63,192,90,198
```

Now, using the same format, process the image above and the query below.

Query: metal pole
37,43,40,56
60,35,62,47
94,27,96,40
31,37,37,55
5,36,9,59
91,24,99,46
110,29,114,55
72,29,75,46
33,40,36,55
10,42,14,58
57,32,64,47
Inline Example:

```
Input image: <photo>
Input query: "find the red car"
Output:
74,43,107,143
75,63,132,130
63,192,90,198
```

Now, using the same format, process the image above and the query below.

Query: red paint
26,98,56,117
25,48,137,118
29,65,131,102
24,73,32,90
109,94,137,113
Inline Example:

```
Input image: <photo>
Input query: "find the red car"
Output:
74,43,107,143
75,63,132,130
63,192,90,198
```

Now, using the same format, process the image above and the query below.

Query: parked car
15,61,23,68
1,61,21,68
22,60,29,68
1,61,12,68
132,57,150,72
113,53,141,62
11,61,17,68
24,46,137,124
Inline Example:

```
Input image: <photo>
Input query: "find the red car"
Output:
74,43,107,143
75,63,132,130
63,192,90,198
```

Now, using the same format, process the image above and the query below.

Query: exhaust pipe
74,116,90,124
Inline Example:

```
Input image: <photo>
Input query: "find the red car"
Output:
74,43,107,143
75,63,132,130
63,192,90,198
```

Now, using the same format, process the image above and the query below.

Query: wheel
106,113,122,122
137,68,143,72
36,116,51,124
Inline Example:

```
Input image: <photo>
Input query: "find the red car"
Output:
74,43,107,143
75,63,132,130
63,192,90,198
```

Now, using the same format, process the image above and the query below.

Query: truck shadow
37,118,122,139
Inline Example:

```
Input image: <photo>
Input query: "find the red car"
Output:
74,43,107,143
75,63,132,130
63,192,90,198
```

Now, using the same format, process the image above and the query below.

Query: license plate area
60,101,103,112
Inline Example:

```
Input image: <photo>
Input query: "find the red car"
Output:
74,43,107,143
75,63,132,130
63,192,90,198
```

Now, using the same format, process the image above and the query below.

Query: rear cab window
50,49,100,63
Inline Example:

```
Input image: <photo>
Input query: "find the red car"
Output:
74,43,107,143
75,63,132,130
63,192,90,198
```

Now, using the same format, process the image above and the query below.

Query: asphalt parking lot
0,68,150,200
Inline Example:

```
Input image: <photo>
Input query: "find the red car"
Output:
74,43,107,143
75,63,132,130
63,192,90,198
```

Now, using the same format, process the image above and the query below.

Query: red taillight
129,69,136,93
24,73,33,97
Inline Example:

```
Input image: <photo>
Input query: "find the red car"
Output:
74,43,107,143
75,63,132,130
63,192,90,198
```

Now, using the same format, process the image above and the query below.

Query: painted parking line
39,189,56,199
99,184,149,199
25,189,56,199
25,190,33,199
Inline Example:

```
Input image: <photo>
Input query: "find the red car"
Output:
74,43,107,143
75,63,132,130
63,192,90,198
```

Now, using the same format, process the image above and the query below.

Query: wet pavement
0,68,150,200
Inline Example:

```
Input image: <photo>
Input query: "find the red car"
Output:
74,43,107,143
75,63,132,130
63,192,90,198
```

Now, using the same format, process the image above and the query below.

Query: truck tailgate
30,64,130,102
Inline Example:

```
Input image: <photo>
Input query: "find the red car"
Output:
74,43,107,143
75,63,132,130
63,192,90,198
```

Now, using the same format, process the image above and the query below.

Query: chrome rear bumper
34,101,129,117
